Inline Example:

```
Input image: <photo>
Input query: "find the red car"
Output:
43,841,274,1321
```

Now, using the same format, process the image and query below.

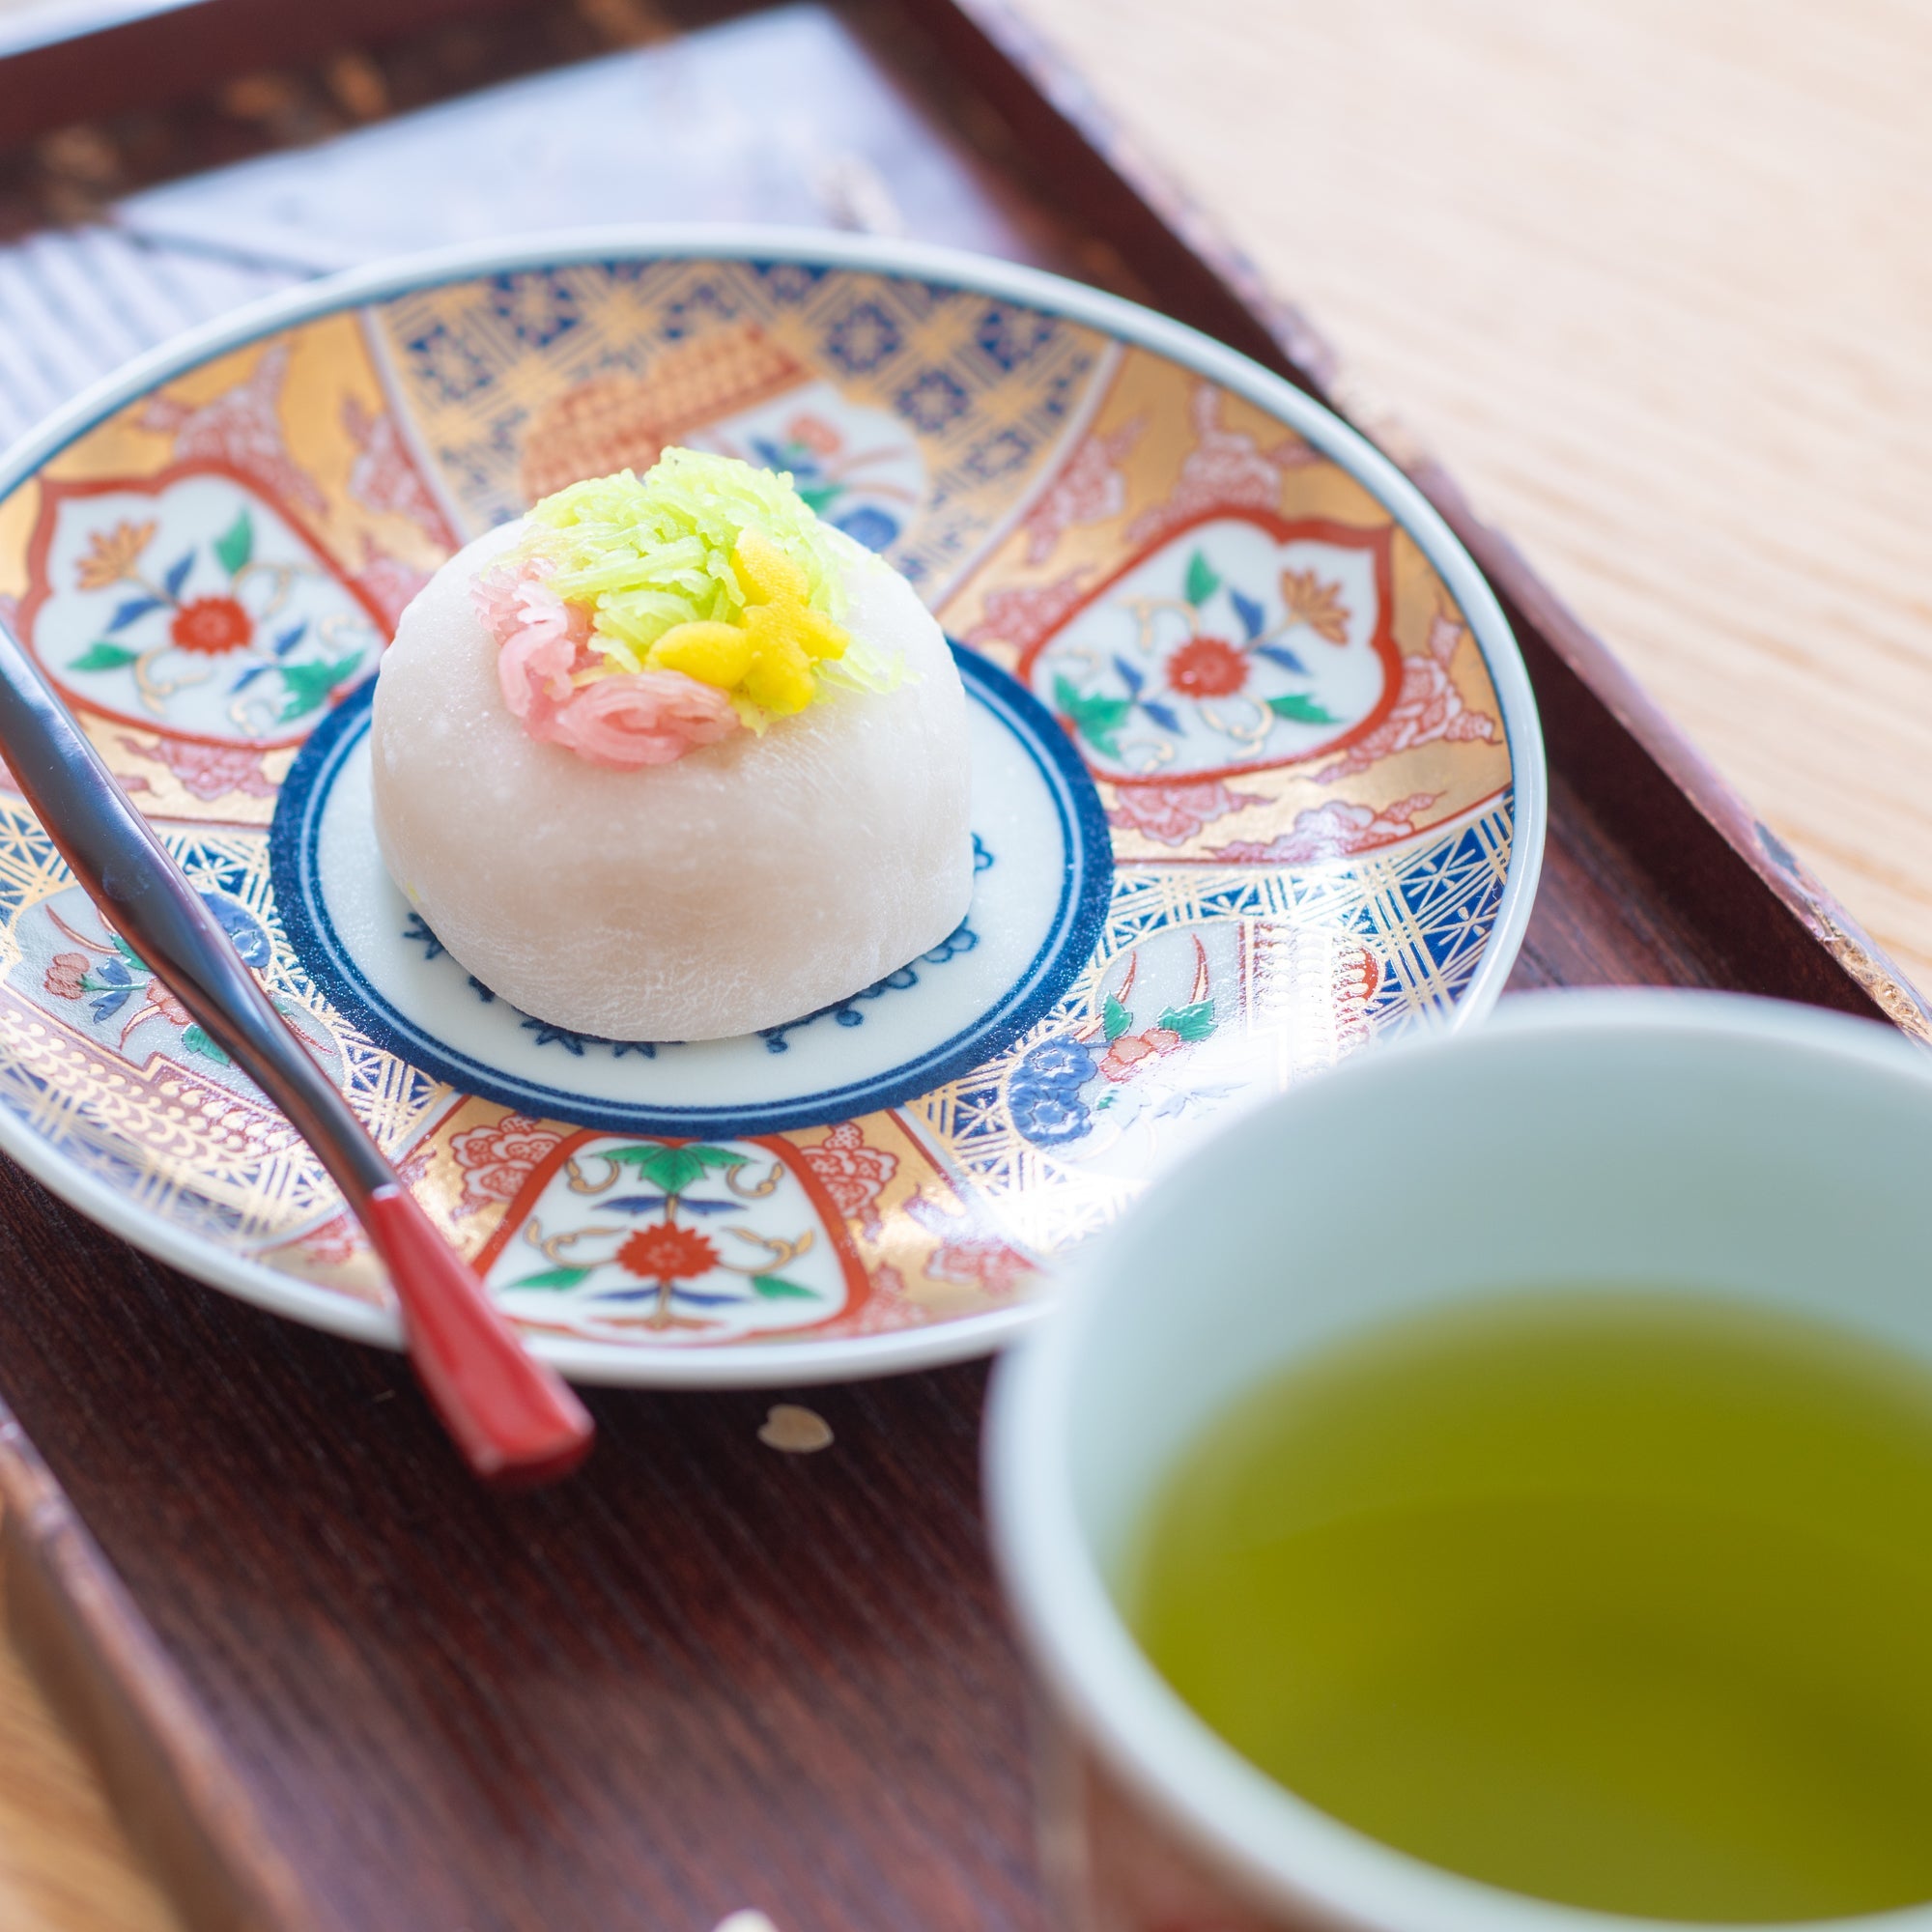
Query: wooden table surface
0,0,1928,1923
1038,0,1932,983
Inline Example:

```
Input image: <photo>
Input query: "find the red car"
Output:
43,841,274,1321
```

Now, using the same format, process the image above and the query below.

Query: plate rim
0,225,1548,1387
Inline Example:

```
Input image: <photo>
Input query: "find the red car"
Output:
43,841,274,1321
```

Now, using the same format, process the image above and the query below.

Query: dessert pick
0,613,593,1486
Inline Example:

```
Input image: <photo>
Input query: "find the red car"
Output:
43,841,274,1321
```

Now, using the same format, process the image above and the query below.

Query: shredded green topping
521,449,860,667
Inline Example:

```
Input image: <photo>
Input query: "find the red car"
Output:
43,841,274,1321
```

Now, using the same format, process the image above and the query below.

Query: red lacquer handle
361,1185,594,1485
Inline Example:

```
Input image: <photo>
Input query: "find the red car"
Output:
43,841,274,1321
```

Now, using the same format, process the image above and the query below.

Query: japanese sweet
370,450,973,1041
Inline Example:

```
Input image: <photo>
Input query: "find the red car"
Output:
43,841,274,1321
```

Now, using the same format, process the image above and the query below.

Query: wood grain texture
0,1161,1039,1932
0,0,542,152
0,1551,174,1932
1005,0,1932,985
0,1,1921,1927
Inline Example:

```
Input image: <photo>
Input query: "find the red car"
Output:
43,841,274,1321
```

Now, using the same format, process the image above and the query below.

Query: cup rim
984,988,1932,1932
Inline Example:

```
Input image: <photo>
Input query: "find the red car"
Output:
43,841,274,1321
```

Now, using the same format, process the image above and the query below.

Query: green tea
1127,1293,1932,1922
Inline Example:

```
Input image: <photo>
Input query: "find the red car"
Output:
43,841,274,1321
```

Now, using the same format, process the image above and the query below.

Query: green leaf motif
109,933,148,972
1184,550,1221,609
182,1023,231,1065
70,642,140,673
277,652,363,724
213,510,253,578
1102,994,1132,1041
751,1274,820,1301
1156,1000,1217,1043
511,1264,594,1293
1266,692,1340,725
1053,674,1134,761
604,1142,749,1197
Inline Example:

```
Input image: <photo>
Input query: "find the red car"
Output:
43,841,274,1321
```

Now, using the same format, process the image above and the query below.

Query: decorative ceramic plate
0,231,1544,1385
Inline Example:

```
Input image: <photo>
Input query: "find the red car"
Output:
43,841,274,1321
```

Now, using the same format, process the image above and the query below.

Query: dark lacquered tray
0,4,1923,1928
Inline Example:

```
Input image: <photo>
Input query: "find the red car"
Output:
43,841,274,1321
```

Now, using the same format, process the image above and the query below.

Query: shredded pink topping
546,672,740,769
474,557,591,719
471,555,740,766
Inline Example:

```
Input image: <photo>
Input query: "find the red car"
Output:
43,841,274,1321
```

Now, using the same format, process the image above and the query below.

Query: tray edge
0,1409,318,1932
914,0,1932,1042
0,4,1926,1927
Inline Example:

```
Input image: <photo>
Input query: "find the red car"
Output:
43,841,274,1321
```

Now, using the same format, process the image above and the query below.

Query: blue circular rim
270,640,1114,1136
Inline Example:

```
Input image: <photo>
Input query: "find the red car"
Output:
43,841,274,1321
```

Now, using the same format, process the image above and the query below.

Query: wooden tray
0,4,1926,1929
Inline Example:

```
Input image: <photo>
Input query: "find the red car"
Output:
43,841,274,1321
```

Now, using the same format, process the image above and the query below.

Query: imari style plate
0,232,1544,1385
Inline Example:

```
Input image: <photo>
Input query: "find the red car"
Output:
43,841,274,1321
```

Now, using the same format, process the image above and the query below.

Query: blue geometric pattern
825,298,903,374
904,792,1516,1255
0,803,445,1247
401,320,492,404
1358,801,1515,1031
365,260,1104,595
895,368,972,432
749,260,828,304
487,270,580,349
975,302,1059,372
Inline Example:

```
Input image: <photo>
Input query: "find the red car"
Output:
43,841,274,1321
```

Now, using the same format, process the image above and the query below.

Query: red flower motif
149,983,191,1028
119,736,275,803
1105,779,1264,848
141,341,327,517
170,595,253,657
43,952,88,1000
1097,1028,1182,1083
342,398,458,548
798,1121,897,1239
904,1192,1037,1299
1019,417,1143,565
616,1221,719,1283
449,1112,565,1218
786,412,842,457
1210,792,1439,865
1166,635,1248,698
1313,613,1494,783
1125,380,1316,548
927,1234,1035,1299
963,567,1091,657
75,521,156,592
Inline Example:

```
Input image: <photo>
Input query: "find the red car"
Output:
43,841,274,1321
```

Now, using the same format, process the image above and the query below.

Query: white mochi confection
370,518,974,1041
